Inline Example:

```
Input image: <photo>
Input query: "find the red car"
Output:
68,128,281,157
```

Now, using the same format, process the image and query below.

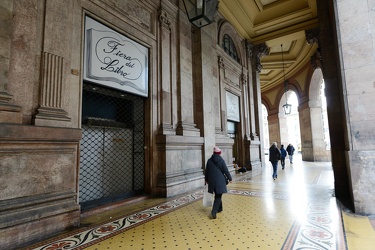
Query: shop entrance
79,82,145,210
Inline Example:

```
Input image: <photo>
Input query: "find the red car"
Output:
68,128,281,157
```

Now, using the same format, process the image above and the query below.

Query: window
222,34,240,63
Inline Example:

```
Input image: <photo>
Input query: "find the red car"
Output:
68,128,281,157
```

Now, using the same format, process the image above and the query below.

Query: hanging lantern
283,100,292,115
182,0,219,28
281,44,292,115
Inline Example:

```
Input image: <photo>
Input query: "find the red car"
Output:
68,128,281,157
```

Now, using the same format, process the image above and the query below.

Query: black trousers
212,193,223,215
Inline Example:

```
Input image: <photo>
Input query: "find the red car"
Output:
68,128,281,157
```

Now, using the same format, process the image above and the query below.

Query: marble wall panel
0,148,76,200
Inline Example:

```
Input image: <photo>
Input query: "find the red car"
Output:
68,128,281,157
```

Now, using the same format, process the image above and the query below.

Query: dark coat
269,145,281,162
286,145,295,155
280,147,287,159
205,154,232,195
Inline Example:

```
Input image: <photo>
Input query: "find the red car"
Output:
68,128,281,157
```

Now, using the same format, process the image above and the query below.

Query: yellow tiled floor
343,212,375,250
26,155,375,250
84,195,295,249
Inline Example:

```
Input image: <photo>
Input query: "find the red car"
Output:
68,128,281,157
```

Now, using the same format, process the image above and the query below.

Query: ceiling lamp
182,0,219,28
281,44,292,115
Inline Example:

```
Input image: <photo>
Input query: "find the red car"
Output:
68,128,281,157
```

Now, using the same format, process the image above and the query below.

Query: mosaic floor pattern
25,156,375,250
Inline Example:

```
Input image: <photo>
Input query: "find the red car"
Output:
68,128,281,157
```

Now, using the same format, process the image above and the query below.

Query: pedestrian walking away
286,143,295,164
280,144,287,170
269,142,281,180
205,146,232,219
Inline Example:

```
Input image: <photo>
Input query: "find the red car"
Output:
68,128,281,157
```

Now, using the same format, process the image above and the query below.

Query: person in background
269,142,281,180
280,144,287,170
238,165,247,173
286,143,295,164
205,146,232,219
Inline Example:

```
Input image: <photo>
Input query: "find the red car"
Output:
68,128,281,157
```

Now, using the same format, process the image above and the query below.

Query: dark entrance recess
79,82,145,210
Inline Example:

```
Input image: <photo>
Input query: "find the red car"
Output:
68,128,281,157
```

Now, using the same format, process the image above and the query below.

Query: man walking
286,143,295,164
280,144,287,170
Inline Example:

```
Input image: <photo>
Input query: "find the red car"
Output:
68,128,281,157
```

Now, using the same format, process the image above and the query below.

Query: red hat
213,146,221,154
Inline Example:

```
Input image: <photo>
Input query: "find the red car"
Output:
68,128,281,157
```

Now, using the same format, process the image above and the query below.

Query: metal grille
79,82,145,209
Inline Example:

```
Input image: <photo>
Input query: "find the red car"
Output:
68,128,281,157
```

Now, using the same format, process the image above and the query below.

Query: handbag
203,185,213,207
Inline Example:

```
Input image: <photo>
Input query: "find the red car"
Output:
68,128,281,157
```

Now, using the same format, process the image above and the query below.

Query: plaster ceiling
218,0,319,92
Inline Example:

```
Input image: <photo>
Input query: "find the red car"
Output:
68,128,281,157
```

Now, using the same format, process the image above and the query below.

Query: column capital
246,41,253,58
310,49,322,69
159,10,171,30
253,43,269,73
306,28,319,45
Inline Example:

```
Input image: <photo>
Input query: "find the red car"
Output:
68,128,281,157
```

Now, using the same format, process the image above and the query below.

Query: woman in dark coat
205,146,232,219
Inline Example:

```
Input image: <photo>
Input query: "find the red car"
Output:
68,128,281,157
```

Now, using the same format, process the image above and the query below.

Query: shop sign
84,16,148,97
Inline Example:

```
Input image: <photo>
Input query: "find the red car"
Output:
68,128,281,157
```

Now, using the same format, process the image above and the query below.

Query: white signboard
226,91,240,122
84,16,148,97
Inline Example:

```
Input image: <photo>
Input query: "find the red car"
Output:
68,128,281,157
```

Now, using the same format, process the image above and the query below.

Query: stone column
241,71,251,139
158,7,176,135
0,0,22,123
279,113,288,146
268,113,281,147
34,52,70,125
217,57,226,134
175,9,200,137
316,0,352,208
298,100,314,161
250,43,267,140
155,1,204,198
250,43,269,168
324,0,375,214
300,99,331,162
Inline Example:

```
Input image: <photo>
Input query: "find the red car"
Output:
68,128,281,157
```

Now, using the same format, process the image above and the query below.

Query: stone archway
309,69,331,161
299,68,331,161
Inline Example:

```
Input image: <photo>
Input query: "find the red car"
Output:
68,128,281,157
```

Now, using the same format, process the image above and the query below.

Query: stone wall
334,0,375,214
0,125,81,249
0,0,267,248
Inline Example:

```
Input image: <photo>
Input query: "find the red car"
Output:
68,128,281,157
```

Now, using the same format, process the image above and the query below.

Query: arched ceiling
218,0,319,92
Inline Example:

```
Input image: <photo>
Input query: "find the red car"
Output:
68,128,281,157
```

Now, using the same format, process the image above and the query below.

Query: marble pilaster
0,0,22,124
158,7,176,135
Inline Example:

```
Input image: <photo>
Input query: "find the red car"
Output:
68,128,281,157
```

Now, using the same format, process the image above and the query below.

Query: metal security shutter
79,82,145,210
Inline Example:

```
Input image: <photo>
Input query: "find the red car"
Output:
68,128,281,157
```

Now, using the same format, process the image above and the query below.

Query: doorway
79,82,145,210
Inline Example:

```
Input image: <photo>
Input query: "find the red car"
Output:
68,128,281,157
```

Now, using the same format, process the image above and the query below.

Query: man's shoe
211,212,217,219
